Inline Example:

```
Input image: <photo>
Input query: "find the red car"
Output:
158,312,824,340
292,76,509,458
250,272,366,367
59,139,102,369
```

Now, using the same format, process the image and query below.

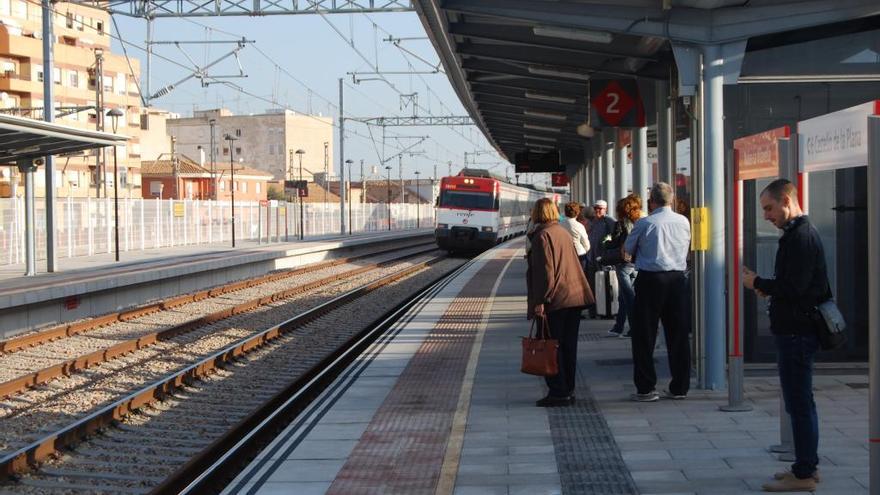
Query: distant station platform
225,238,868,495
0,229,432,338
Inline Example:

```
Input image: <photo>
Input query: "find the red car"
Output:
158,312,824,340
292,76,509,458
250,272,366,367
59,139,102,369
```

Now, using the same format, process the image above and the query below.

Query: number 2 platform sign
590,80,646,128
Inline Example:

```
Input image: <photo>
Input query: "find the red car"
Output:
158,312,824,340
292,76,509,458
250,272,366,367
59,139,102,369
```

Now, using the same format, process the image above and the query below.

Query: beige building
138,107,178,161
0,1,145,199
166,108,334,182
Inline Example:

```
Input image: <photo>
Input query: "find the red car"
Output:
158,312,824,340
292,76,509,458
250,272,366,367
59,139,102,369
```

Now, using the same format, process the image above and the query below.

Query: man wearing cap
586,199,616,318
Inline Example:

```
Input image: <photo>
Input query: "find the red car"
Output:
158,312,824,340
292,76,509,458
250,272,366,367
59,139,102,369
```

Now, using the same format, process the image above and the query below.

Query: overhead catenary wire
42,1,479,170
136,8,481,168
28,0,436,165
170,13,466,167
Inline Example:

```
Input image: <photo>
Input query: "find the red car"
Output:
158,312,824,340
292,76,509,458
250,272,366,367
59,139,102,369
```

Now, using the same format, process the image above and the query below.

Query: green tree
267,184,285,200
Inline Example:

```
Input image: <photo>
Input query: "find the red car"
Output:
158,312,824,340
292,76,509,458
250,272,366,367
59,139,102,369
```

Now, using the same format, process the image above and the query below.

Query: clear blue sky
110,10,546,184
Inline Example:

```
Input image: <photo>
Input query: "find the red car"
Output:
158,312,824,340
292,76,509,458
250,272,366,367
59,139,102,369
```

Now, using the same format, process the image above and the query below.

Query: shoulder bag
521,315,559,376
814,299,847,350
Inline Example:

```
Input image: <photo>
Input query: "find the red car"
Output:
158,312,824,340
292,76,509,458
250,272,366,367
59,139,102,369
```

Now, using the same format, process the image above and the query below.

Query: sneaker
773,469,820,482
535,395,573,407
607,328,622,337
761,475,817,492
662,390,686,400
630,391,660,402
619,329,631,338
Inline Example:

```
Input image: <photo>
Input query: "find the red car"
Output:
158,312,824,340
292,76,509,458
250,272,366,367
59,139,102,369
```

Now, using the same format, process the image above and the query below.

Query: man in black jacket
587,200,616,319
743,179,827,492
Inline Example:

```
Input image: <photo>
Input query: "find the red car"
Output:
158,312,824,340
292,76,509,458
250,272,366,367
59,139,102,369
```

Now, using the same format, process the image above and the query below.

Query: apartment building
0,1,144,198
166,108,334,182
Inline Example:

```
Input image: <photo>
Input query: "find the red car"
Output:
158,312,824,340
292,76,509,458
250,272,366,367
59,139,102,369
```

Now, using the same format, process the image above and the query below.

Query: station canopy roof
0,114,127,164
414,0,880,163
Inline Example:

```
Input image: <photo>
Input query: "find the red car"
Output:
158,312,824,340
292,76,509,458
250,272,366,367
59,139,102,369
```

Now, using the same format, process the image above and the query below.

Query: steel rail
0,254,447,477
0,244,437,399
0,240,433,355
165,258,469,494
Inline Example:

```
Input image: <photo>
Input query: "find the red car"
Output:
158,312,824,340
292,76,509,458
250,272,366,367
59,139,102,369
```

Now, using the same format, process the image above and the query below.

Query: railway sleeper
18,478,149,494
82,439,204,456
40,467,167,484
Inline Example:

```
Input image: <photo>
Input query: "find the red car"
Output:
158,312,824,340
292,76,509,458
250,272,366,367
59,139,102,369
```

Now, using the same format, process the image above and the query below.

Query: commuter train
434,169,560,252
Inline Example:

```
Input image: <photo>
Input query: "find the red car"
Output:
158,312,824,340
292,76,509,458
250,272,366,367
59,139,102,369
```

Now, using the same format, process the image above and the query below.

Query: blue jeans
775,334,820,479
611,265,636,333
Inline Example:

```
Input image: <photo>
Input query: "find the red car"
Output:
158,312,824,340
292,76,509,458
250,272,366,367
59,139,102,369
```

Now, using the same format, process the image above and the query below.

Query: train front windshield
439,190,497,210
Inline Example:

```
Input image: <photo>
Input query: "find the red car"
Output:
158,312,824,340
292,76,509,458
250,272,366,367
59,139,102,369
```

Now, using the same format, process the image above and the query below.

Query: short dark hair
761,179,799,204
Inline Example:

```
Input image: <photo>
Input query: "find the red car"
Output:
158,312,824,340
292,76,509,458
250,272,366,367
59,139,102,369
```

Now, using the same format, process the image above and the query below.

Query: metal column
18,160,37,276
867,115,880,492
633,127,649,207
614,130,628,207
689,89,706,387
701,44,727,390
42,0,56,272
145,15,153,106
338,78,346,235
656,81,674,184
721,146,751,412
602,130,614,205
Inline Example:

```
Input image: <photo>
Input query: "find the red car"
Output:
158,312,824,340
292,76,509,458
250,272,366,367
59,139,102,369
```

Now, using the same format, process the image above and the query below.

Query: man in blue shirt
624,182,691,402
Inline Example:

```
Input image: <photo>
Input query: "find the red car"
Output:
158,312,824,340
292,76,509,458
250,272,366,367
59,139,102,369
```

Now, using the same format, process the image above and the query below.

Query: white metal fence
0,198,434,266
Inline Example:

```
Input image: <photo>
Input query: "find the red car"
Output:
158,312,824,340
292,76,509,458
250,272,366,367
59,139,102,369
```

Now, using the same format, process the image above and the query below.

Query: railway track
0,240,435,400
0,245,438,457
0,253,465,494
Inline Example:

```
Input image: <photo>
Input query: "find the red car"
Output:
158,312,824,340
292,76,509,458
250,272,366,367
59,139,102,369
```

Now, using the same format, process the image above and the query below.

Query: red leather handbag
521,315,559,376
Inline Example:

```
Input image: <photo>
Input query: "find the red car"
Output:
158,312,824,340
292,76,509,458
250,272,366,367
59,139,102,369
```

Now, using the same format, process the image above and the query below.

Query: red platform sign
551,173,569,187
733,126,790,181
590,80,645,128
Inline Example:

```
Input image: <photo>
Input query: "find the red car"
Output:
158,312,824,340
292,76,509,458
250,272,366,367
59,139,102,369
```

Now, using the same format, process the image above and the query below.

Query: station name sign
733,126,789,181
798,100,880,173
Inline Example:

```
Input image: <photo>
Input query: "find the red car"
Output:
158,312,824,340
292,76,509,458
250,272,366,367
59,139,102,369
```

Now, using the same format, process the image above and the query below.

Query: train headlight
437,223,449,229
482,226,493,232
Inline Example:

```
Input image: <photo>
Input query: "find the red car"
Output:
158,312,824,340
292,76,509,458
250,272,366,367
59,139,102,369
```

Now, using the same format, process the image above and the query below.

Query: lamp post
345,159,353,235
385,165,392,231
295,149,305,240
107,108,123,262
209,118,216,199
414,170,421,229
225,134,237,247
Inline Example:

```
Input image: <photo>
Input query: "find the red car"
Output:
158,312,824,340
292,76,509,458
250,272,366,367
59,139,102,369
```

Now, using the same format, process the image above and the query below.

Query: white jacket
562,217,590,256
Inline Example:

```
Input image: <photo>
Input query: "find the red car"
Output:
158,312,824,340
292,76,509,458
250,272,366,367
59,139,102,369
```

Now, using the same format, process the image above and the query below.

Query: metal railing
0,198,434,265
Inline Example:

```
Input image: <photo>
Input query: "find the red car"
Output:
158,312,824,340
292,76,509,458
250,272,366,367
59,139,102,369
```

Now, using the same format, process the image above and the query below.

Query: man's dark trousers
631,271,690,395
775,333,820,478
545,307,581,398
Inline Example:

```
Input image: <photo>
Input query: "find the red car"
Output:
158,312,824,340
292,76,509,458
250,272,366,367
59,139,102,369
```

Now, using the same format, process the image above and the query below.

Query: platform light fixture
523,134,557,142
524,91,576,105
532,26,613,44
523,123,562,133
528,65,592,81
576,122,596,138
525,143,556,151
523,109,567,121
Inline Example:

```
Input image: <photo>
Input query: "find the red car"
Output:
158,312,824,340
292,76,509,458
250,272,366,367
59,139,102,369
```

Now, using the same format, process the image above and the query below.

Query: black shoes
535,395,574,407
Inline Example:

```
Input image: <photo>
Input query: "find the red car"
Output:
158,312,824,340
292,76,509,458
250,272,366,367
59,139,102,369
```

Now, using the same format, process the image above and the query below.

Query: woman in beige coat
526,198,595,407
